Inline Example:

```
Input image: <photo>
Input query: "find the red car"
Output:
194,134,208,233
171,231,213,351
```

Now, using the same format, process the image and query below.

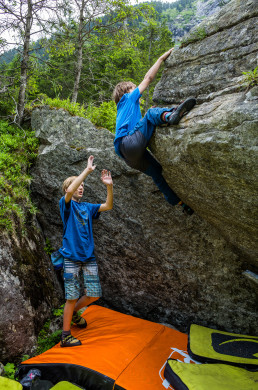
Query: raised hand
101,170,113,186
87,155,96,172
160,48,174,61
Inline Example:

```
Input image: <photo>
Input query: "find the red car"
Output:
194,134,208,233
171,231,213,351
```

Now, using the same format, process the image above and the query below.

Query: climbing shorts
63,258,102,300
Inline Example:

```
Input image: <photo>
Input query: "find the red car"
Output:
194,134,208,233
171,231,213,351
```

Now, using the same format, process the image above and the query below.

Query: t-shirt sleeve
128,87,141,103
59,196,71,224
88,203,101,219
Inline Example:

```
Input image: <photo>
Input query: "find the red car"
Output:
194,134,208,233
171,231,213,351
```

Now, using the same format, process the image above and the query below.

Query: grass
0,120,38,233
27,96,117,133
241,67,258,91
181,26,207,47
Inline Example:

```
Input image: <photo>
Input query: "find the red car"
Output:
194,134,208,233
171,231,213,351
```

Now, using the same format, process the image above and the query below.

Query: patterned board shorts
63,258,102,300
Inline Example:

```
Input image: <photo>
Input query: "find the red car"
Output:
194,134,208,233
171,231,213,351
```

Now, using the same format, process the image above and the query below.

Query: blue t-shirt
114,87,142,157
59,196,101,262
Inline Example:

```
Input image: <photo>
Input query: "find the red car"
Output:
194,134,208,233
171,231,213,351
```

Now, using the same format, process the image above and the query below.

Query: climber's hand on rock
160,48,174,62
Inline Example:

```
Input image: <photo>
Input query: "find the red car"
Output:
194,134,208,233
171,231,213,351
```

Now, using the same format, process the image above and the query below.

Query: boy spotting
59,155,113,347
113,48,196,215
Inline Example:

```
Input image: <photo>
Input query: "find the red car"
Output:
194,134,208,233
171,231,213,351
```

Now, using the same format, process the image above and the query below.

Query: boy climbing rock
59,155,113,347
113,48,196,215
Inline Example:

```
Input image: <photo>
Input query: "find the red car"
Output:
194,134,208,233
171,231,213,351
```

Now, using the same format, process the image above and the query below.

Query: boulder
152,0,258,266
30,103,257,336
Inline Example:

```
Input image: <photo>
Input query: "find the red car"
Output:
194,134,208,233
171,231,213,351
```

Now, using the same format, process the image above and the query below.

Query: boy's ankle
162,109,176,123
62,330,71,339
161,112,169,122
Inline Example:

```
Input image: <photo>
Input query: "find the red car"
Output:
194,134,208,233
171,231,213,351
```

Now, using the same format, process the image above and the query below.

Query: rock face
30,94,257,337
168,0,232,42
24,0,257,345
152,0,258,266
0,218,62,363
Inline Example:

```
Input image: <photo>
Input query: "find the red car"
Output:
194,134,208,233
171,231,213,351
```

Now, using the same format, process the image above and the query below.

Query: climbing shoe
72,312,87,328
60,334,82,347
167,98,196,125
181,203,194,216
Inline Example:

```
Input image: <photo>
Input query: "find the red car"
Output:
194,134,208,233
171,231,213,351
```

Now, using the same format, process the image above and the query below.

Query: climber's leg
133,106,176,142
142,150,181,205
119,130,148,164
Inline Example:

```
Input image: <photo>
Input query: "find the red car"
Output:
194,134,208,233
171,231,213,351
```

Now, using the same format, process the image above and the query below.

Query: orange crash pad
18,305,194,389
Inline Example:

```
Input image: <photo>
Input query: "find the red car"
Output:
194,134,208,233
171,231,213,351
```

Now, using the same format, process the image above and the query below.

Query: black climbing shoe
60,334,82,347
181,203,194,216
167,98,196,125
72,312,87,328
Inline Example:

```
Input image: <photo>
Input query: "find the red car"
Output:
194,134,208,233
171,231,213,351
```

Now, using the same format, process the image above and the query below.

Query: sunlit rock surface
152,0,258,266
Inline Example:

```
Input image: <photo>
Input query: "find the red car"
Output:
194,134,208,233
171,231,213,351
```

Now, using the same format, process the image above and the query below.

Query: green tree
138,16,173,111
0,0,59,124
52,0,143,103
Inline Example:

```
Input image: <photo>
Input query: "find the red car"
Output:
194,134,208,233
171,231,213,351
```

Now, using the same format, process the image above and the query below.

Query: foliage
0,0,210,126
86,101,117,132
3,362,16,379
181,26,207,47
0,120,38,233
27,96,87,118
180,8,195,24
3,354,30,380
42,97,87,117
21,354,30,362
241,67,258,90
162,7,179,21
0,0,199,120
53,304,64,317
44,238,54,255
36,304,64,354
0,55,21,117
36,324,62,355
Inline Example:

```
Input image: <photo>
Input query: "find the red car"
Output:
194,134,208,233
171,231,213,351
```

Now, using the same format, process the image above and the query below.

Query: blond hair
112,81,136,105
62,176,77,194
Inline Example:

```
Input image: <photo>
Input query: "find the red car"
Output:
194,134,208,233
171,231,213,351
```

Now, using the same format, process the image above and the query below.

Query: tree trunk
17,0,32,125
71,0,85,103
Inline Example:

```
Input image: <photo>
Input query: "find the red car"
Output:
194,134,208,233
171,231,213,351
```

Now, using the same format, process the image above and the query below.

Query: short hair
62,176,77,194
112,81,136,105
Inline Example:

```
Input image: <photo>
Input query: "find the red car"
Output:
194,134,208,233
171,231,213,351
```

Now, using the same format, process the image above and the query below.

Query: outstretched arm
98,170,113,212
138,48,174,94
65,155,96,204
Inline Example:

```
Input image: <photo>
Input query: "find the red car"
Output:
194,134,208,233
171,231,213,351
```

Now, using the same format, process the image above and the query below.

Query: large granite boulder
151,0,258,267
30,101,257,336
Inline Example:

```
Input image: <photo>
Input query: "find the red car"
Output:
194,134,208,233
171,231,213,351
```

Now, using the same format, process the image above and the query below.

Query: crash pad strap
164,359,258,390
188,323,258,367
